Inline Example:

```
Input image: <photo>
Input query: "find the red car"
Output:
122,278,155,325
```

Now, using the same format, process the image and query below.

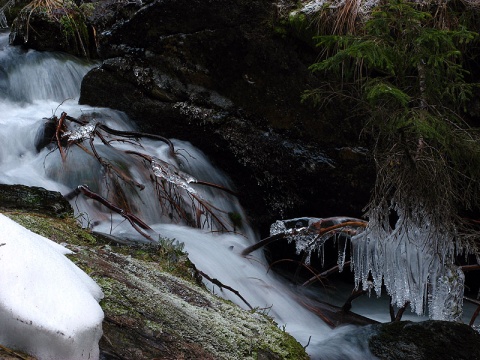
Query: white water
1,29,476,358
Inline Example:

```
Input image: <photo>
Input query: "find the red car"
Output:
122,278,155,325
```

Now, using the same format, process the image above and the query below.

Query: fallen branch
460,265,480,272
88,132,145,191
242,217,367,256
465,297,480,326
97,124,176,157
241,232,288,256
127,150,235,231
38,111,241,235
55,112,67,162
65,185,155,241
341,288,367,312
268,258,326,288
126,151,236,195
302,261,351,287
389,299,411,322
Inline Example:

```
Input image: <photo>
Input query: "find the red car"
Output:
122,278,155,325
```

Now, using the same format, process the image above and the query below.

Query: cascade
0,29,377,359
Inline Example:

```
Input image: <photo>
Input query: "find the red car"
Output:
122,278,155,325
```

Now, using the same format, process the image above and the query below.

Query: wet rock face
369,321,480,360
78,0,374,231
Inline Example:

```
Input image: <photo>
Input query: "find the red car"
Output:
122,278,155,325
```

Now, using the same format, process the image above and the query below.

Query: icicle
351,202,461,318
337,234,348,273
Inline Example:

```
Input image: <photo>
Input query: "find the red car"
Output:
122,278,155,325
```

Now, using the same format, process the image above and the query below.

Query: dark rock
78,0,375,232
369,321,480,360
0,184,72,218
34,117,57,152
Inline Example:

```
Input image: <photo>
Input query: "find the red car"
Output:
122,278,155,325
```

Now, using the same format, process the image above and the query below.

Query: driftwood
65,185,156,241
389,300,411,322
297,293,379,328
38,112,240,234
341,289,367,312
241,217,367,256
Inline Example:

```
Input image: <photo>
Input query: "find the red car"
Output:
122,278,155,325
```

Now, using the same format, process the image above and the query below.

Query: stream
0,29,477,359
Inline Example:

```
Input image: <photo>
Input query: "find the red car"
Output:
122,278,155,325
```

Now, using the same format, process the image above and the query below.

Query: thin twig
198,270,253,310
302,261,351,287
66,185,155,241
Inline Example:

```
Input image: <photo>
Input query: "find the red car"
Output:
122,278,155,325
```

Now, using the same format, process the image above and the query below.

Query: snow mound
0,214,104,359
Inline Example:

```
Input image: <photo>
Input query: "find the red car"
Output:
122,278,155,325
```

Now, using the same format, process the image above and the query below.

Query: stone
369,320,480,360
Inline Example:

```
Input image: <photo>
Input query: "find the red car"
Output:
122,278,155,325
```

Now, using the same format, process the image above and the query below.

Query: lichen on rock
0,184,308,359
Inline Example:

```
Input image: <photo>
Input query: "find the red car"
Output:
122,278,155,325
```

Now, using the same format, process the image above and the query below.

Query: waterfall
0,28,386,359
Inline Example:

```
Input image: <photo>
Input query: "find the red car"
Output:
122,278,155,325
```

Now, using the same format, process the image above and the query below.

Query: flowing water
2,29,476,359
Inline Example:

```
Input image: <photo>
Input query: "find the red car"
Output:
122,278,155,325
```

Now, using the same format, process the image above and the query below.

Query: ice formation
151,157,198,194
62,120,98,142
0,214,104,359
272,207,466,321
292,0,380,17
350,204,464,320
270,216,365,268
270,217,326,265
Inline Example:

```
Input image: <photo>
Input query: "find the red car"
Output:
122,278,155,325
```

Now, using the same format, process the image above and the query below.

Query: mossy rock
9,0,96,58
1,185,308,360
0,184,72,218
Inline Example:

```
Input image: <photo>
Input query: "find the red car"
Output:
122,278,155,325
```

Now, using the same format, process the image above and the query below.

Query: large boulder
0,184,309,359
369,320,480,360
77,0,374,232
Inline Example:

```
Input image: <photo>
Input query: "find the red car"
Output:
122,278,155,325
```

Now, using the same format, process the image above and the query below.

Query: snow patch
0,214,104,359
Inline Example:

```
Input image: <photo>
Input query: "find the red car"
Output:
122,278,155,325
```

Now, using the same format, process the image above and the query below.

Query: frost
151,157,198,194
62,121,97,142
429,264,464,322
292,0,377,16
0,214,104,359
292,0,439,18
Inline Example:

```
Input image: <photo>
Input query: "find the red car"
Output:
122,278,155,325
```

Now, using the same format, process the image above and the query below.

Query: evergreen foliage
306,0,480,255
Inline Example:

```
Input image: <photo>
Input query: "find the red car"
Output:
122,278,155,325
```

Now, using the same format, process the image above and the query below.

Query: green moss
58,1,90,55
86,249,308,359
0,184,72,218
79,2,95,17
287,12,317,47
4,211,96,245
